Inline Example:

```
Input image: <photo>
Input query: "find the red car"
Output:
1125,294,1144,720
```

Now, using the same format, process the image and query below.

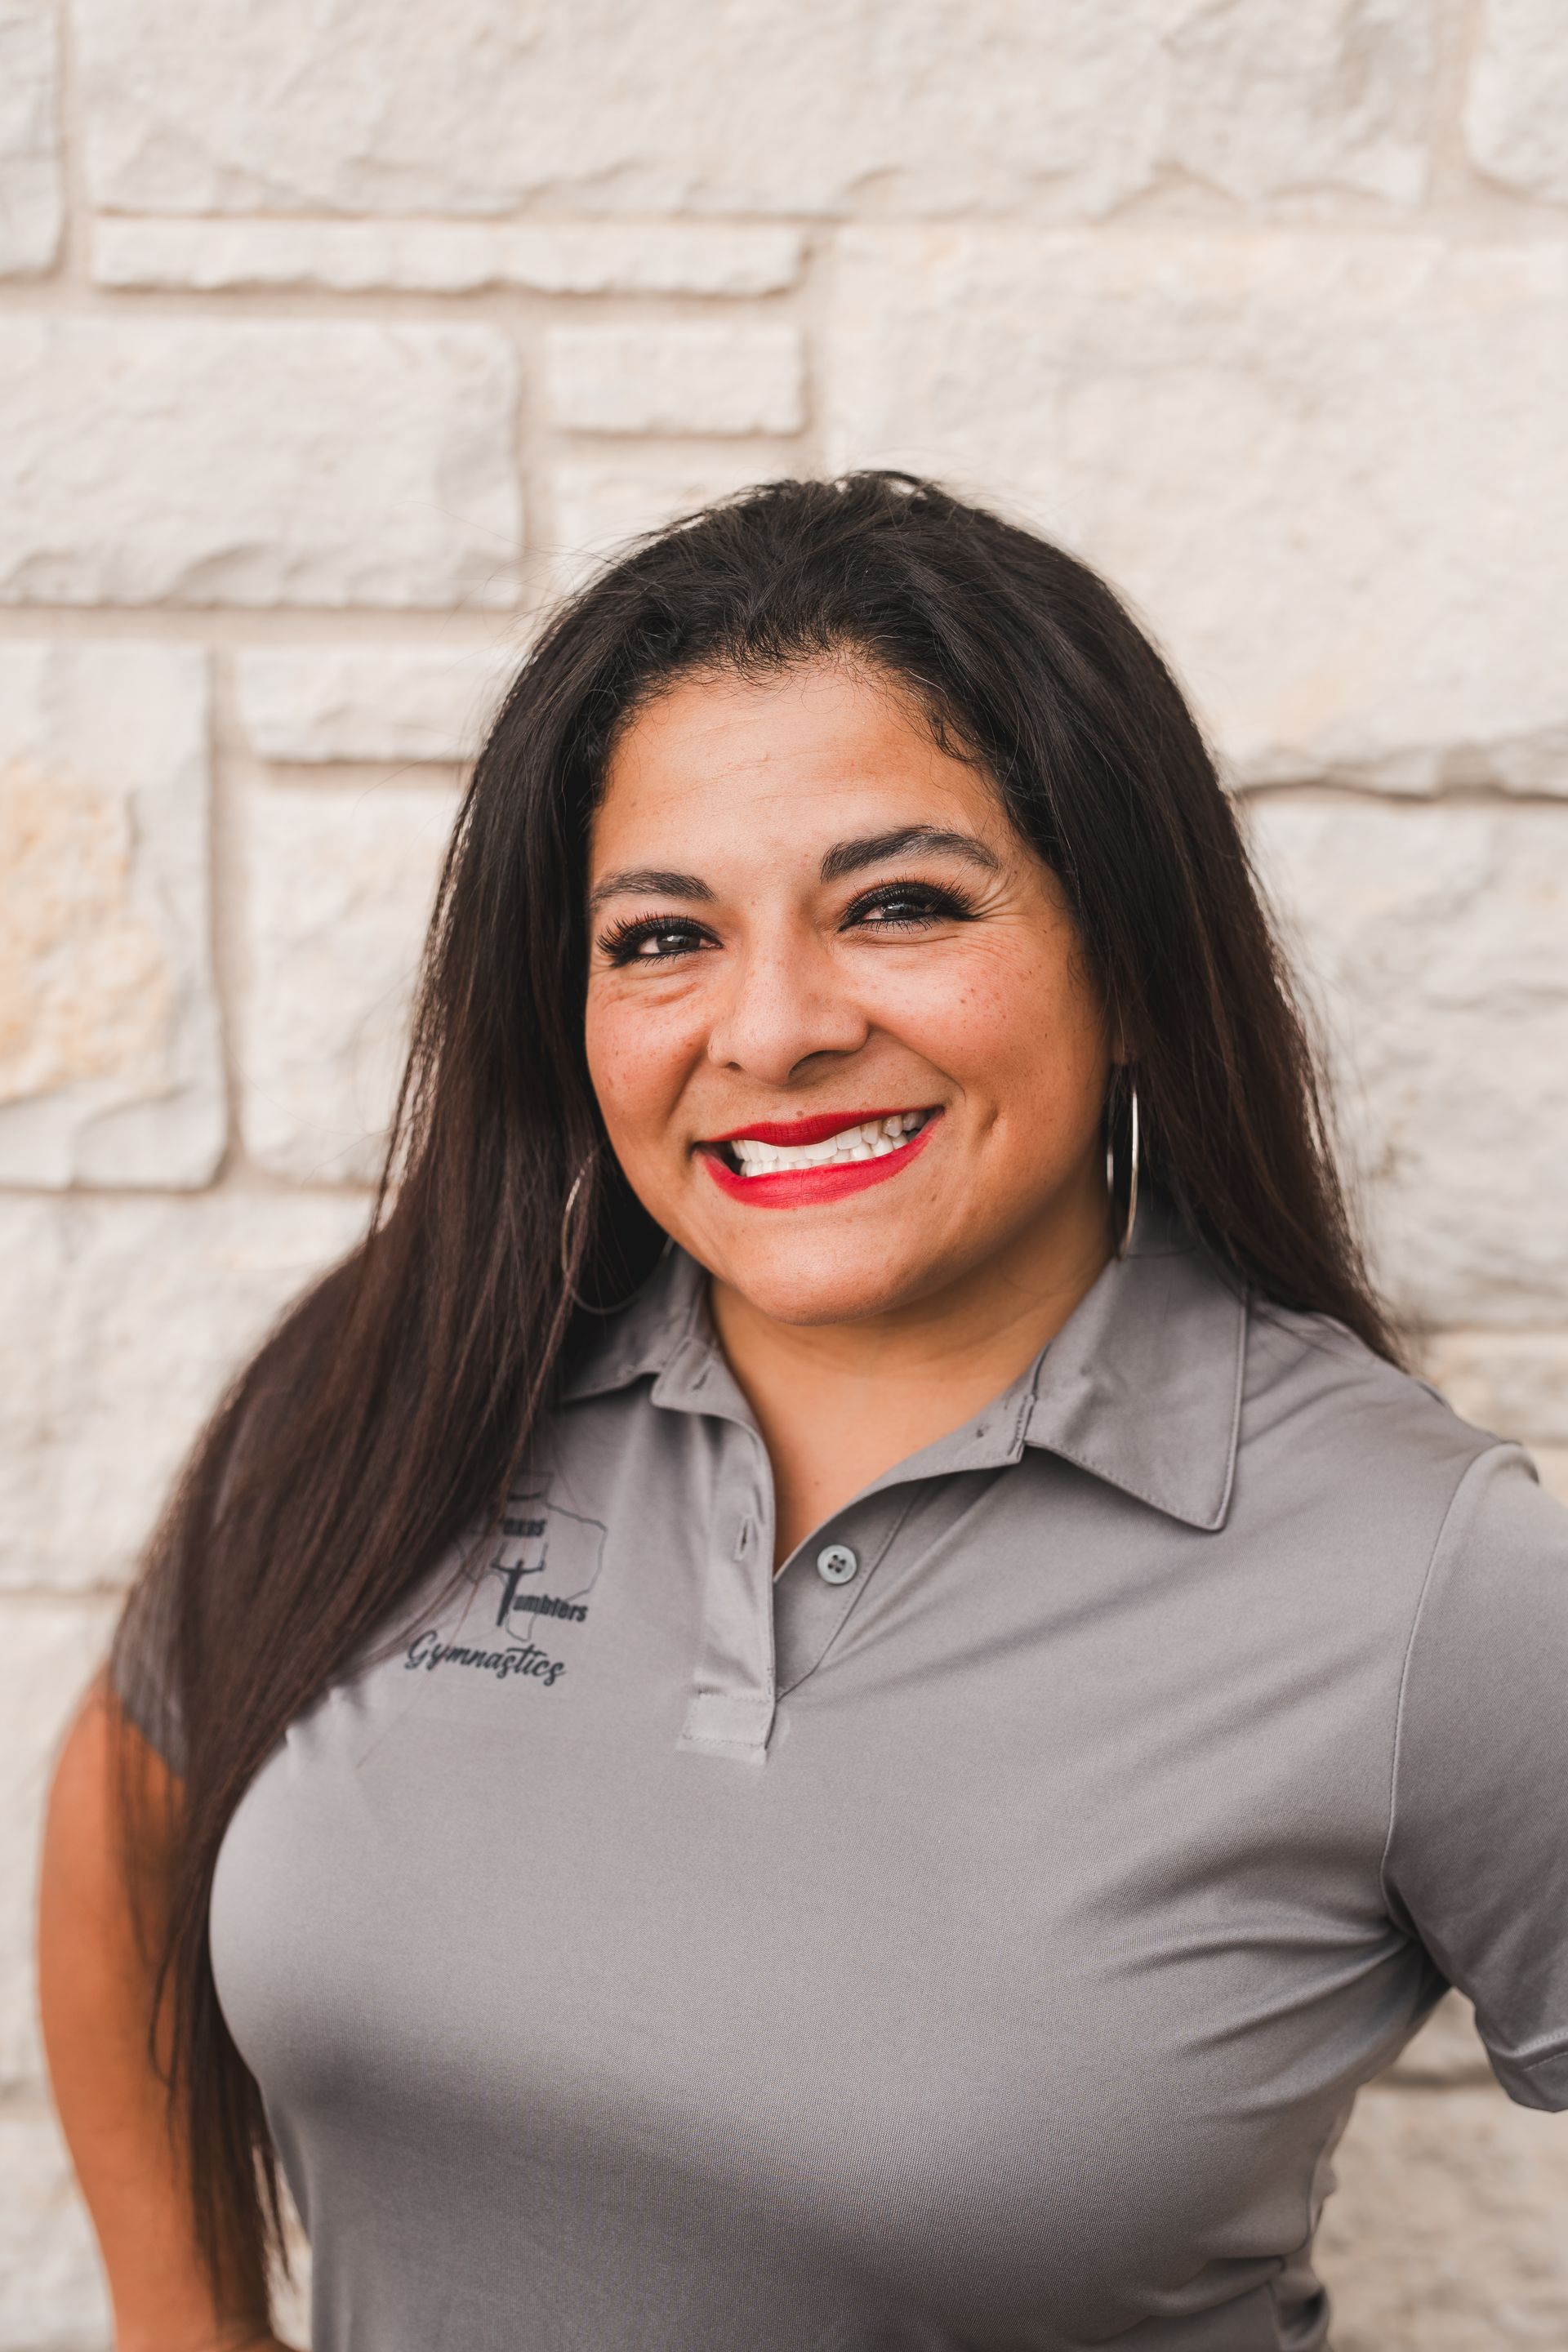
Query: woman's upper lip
704,1107,933,1147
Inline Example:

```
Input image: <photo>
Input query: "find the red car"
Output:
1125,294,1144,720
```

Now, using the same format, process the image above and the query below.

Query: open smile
697,1107,942,1207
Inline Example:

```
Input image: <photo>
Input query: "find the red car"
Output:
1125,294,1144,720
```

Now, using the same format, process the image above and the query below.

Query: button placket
773,1489,919,1696
650,1296,1036,1761
676,1428,778,1767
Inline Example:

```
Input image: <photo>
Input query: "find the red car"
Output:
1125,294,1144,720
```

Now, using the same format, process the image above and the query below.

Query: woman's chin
704,1227,960,1330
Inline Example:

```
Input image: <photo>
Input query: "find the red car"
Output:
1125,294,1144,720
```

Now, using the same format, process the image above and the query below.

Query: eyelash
595,879,980,968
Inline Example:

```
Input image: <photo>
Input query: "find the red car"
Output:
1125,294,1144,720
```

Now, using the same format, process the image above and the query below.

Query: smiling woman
583,658,1123,1557
38,475,1568,2352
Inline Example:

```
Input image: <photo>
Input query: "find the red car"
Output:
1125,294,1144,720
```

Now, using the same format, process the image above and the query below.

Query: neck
709,1176,1113,1566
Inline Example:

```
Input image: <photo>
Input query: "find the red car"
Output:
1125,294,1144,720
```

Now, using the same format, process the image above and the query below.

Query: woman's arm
37,1678,292,2352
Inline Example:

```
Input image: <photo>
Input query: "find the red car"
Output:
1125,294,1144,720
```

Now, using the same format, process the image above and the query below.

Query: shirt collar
559,1242,715,1406
560,1196,1247,1533
1018,1196,1246,1531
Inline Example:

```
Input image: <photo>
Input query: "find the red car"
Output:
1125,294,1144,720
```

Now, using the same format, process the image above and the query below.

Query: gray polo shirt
114,1202,1568,2351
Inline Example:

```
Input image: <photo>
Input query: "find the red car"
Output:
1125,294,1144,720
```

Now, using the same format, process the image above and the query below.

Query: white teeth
728,1111,930,1177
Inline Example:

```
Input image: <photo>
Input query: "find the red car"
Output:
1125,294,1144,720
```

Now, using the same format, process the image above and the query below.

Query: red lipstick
707,1107,921,1147
699,1109,941,1209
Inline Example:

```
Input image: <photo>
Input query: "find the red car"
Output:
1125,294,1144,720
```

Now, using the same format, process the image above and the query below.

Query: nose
705,932,871,1085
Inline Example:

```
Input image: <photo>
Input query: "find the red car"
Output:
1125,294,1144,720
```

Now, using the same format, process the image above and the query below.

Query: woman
40,474,1567,2351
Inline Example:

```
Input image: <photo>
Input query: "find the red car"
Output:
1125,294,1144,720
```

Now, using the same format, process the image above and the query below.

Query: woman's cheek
863,949,1024,1078
584,994,650,1140
585,990,698,1157
906,947,1105,1141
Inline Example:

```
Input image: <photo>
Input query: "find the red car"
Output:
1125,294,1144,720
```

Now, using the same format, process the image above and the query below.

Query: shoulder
1236,1297,1568,1772
1232,1294,1555,1588
1242,1291,1568,1606
1243,1294,1503,1490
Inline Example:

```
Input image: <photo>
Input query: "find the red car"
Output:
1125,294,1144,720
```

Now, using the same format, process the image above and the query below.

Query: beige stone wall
2,2,1566,2342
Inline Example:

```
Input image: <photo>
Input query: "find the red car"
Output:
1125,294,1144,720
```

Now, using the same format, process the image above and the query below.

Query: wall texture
2,2,1567,2343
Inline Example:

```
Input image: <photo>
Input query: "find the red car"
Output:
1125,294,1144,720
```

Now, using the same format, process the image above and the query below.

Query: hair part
113,470,1395,2301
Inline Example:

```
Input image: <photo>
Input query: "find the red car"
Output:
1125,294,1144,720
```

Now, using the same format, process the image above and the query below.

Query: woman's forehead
591,659,1009,871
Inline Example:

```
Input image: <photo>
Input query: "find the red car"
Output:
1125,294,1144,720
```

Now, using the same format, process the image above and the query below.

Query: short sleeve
1383,1442,1568,2109
109,1563,188,1778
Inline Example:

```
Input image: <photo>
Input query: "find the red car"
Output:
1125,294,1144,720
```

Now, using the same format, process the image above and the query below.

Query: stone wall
2,2,1566,2343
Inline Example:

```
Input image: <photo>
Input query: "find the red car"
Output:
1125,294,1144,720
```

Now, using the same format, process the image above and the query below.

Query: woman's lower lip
699,1116,939,1208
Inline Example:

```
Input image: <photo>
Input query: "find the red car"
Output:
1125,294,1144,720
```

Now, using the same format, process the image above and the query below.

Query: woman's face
584,660,1114,1328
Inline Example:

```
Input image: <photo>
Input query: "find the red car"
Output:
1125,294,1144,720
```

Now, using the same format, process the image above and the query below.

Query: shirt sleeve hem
1487,2039,1568,2112
107,1619,188,1780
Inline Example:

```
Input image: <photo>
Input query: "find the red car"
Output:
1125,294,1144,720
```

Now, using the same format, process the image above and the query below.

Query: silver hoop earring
559,1153,666,1317
1105,1076,1140,1260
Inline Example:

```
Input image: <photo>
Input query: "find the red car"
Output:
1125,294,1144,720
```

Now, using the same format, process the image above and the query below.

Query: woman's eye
844,883,975,931
599,919,710,966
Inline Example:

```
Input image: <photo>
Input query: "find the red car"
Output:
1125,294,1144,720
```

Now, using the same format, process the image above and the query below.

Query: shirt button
816,1543,858,1586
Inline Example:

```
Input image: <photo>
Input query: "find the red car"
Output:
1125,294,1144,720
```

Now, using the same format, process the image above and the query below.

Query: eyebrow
587,867,715,915
586,826,1000,916
818,826,1001,884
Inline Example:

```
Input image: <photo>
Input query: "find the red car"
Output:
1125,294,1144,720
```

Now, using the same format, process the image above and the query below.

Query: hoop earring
1105,1075,1140,1260
559,1153,670,1317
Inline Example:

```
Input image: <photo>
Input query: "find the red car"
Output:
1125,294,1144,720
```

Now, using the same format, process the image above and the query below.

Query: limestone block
1423,1331,1568,1448
545,323,805,438
0,644,223,1187
1246,799,1568,1328
0,2104,109,2348
550,453,782,587
0,1598,118,2090
0,1191,369,1592
242,779,457,1183
0,318,521,608
237,641,522,764
94,215,805,294
0,0,60,274
1318,2081,1568,2349
74,0,1434,220
1467,0,1568,205
1161,0,1432,204
826,230,1568,794
0,1200,63,1584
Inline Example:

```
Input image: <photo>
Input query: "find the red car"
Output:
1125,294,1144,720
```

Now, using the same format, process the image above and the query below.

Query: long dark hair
114,470,1394,2309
